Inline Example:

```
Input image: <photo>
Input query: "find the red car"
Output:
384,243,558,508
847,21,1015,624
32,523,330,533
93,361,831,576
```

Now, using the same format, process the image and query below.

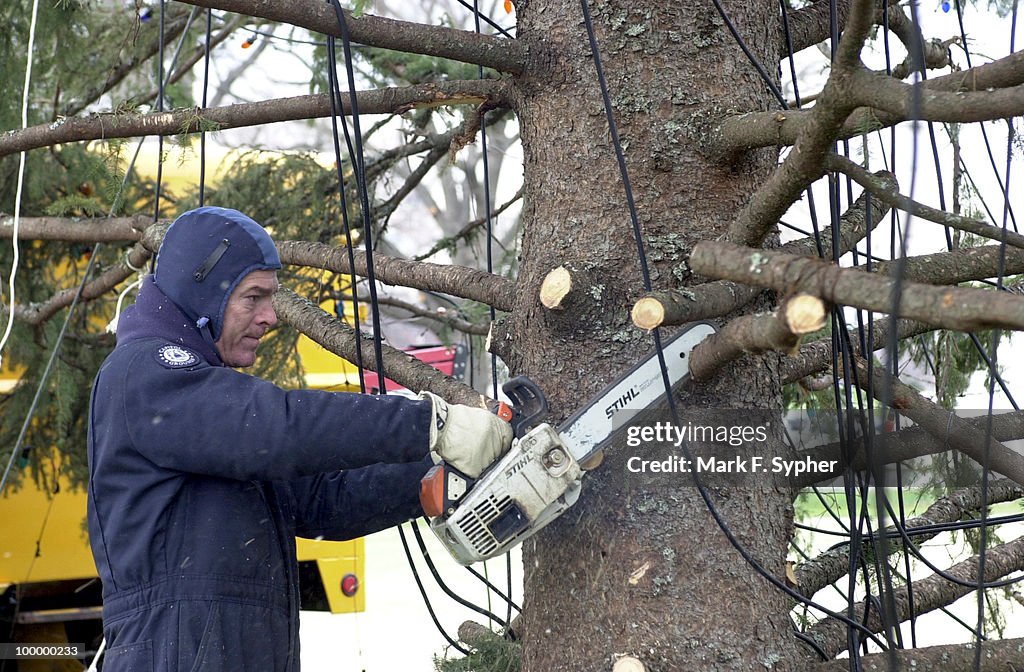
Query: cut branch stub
612,656,647,672
539,266,573,310
538,264,606,314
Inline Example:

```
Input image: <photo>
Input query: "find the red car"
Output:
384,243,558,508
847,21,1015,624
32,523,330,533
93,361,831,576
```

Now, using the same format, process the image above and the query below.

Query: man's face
215,269,279,368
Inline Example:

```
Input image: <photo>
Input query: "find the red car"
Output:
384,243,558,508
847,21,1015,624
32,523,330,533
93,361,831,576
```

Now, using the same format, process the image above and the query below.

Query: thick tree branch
850,69,1024,125
273,287,489,406
866,244,1024,285
850,357,1024,485
688,241,1024,331
779,0,906,57
0,81,510,158
176,0,529,74
633,176,893,328
791,410,1024,487
0,215,150,243
810,638,1024,672
276,240,516,312
795,478,1024,597
717,50,1024,153
723,0,877,246
780,0,854,55
805,534,1024,658
830,154,1024,249
686,295,827,381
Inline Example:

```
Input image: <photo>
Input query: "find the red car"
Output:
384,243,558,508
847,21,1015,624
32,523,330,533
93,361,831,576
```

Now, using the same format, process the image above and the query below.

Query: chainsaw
420,321,716,565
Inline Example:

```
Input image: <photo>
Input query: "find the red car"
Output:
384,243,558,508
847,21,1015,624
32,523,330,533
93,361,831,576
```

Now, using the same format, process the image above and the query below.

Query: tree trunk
502,0,803,669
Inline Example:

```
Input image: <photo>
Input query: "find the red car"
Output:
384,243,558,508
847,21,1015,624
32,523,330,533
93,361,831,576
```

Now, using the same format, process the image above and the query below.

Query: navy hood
155,206,281,342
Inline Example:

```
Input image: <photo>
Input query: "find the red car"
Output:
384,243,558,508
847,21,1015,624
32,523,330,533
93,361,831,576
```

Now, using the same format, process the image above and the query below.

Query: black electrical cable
707,0,788,109
953,0,1020,234
396,524,471,655
456,0,515,38
328,0,389,394
326,37,368,394
463,564,522,615
576,0,882,642
468,0,516,631
779,0,802,108
323,2,519,643
409,522,511,629
199,8,212,206
150,0,167,274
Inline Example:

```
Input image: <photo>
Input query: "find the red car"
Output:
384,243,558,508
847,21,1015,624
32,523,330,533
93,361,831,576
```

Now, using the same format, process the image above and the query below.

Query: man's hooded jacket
87,207,433,671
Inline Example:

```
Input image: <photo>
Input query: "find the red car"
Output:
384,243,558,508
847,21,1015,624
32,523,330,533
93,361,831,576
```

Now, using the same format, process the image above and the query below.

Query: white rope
106,274,144,334
86,637,106,672
0,0,43,369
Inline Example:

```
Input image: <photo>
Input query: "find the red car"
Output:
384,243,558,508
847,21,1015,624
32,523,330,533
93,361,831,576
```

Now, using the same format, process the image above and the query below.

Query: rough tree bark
502,1,801,669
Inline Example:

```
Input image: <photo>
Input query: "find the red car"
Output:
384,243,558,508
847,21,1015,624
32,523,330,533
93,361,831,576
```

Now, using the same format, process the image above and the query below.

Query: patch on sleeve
154,344,200,369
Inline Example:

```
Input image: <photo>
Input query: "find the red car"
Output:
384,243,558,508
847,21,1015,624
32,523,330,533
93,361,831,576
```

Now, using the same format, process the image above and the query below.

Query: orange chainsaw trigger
495,401,513,423
420,464,448,518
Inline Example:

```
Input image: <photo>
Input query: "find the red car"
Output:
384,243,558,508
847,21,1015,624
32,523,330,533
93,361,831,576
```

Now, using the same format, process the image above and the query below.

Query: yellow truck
0,320,465,671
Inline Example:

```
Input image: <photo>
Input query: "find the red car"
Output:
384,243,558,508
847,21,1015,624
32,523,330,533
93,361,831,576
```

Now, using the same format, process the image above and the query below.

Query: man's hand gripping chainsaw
419,321,716,565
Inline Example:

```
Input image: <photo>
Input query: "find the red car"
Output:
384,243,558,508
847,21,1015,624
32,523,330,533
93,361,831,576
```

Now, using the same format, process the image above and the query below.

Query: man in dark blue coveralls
87,206,513,671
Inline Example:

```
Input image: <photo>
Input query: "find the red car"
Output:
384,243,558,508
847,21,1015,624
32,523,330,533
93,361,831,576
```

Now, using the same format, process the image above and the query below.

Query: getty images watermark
615,407,1019,488
624,420,838,481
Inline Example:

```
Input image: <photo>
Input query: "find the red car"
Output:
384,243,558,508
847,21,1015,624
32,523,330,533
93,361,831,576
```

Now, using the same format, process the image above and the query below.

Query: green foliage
434,632,521,672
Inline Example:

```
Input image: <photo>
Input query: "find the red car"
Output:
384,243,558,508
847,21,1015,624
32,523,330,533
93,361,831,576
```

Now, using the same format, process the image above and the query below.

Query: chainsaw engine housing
429,423,583,565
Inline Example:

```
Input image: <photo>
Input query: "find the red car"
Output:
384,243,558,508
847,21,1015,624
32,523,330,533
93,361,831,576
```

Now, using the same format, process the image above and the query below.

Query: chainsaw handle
421,377,548,518
502,376,549,438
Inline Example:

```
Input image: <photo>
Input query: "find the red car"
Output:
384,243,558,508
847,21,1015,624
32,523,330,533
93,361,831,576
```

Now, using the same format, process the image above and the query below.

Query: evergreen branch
688,241,1024,331
866,245,1024,284
883,6,954,81
778,317,935,385
810,638,1024,672
849,69,1024,126
61,6,195,117
1,243,150,327
175,0,529,75
795,477,1024,597
830,154,1024,249
849,356,1024,485
805,534,1024,658
0,80,510,158
272,287,490,406
778,0,902,57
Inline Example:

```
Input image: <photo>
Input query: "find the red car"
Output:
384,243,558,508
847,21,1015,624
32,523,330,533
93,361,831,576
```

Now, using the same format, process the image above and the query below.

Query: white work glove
419,391,514,478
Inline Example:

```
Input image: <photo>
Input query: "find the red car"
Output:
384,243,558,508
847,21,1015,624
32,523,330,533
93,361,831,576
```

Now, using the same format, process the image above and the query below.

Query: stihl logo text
605,386,640,419
505,453,532,478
